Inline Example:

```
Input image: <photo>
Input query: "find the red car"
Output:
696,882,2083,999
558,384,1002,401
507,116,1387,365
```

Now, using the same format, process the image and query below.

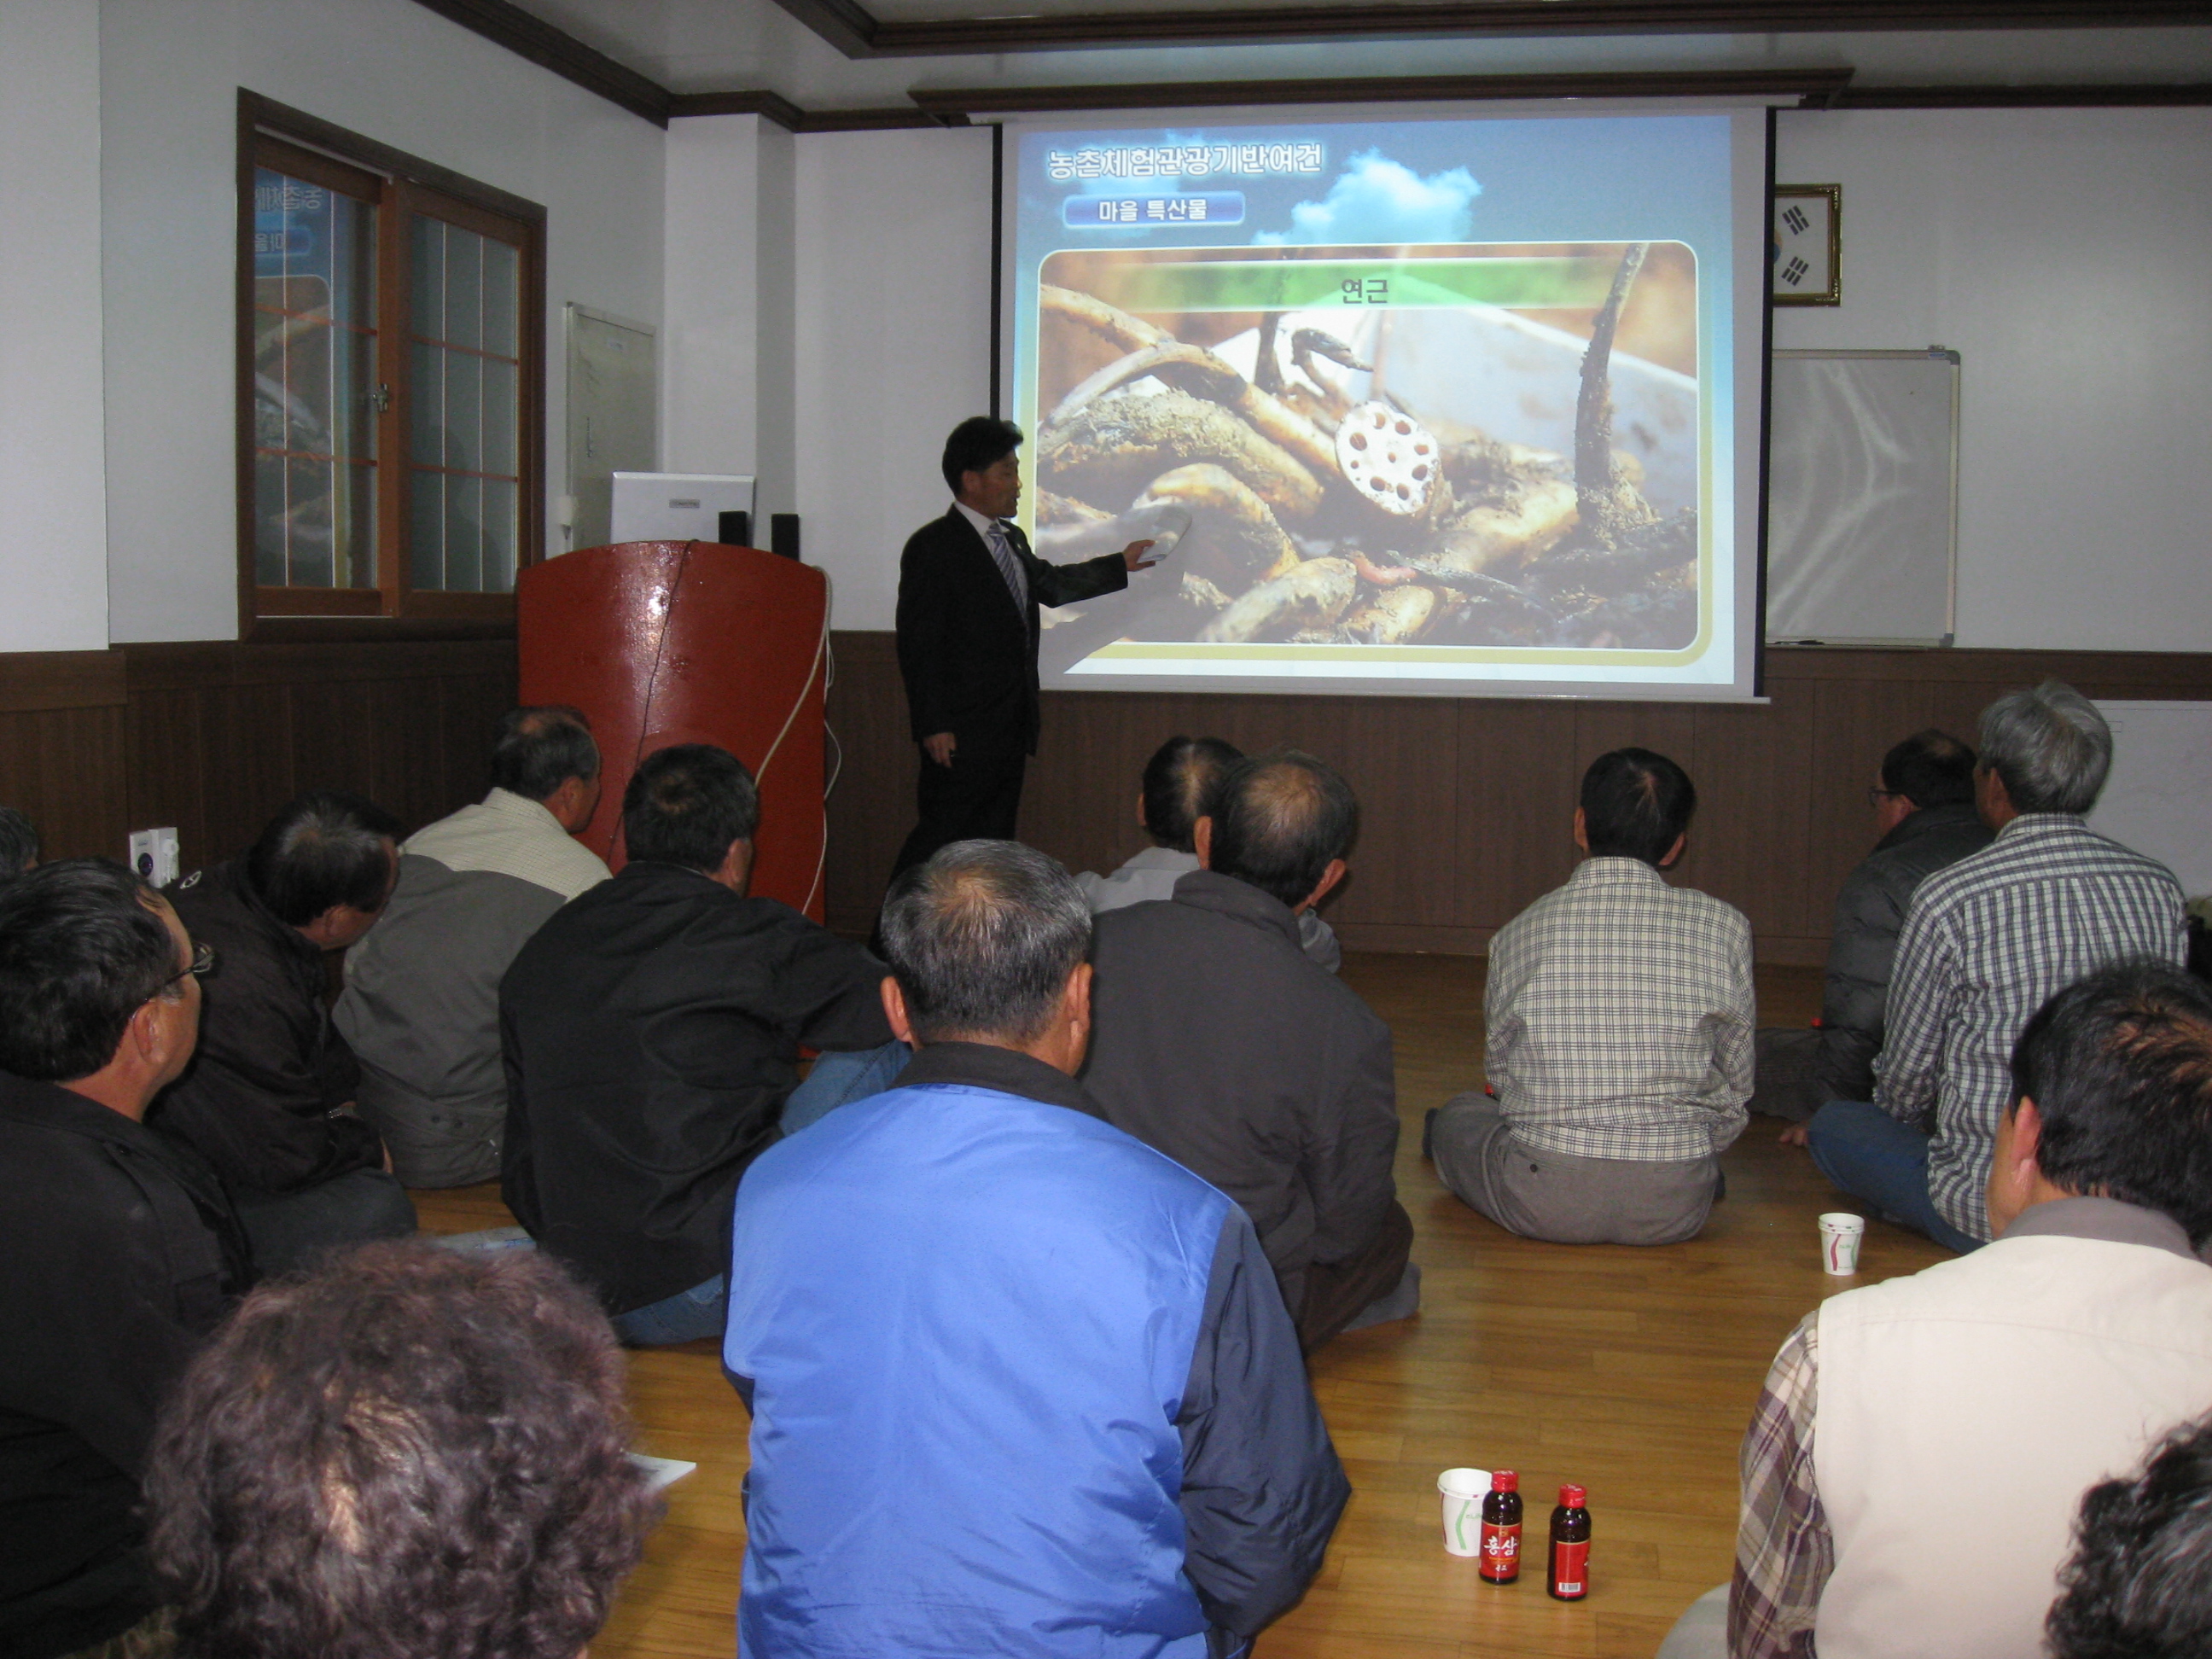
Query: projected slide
1006,110,1765,700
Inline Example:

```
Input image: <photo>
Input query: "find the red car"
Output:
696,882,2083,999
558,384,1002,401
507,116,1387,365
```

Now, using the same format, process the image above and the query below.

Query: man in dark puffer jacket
1754,730,1994,1126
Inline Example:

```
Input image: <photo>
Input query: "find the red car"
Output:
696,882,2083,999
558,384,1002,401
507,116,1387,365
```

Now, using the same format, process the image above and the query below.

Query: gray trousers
356,1074,502,1189
1430,1095,1720,1246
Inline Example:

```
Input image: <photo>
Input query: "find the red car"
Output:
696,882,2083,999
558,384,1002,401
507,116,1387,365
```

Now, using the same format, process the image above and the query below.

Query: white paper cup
1438,1467,1490,1557
1819,1213,1866,1275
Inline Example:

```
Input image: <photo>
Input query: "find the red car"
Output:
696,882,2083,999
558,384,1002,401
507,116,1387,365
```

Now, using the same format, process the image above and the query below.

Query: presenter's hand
923,731,958,767
1121,538,1161,573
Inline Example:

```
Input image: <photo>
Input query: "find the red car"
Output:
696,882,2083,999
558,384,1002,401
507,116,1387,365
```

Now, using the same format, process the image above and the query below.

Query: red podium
517,541,829,921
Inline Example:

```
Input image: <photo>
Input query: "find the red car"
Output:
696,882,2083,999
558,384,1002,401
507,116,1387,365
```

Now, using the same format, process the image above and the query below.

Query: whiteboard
2088,701,2212,900
1765,349,1959,645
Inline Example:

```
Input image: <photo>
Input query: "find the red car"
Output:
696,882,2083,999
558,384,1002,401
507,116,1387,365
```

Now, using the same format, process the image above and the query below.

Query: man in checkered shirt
1805,681,2186,1251
1430,748,1753,1245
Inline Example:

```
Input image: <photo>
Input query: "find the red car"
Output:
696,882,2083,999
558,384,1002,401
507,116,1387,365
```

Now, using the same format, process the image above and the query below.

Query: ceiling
487,0,2212,117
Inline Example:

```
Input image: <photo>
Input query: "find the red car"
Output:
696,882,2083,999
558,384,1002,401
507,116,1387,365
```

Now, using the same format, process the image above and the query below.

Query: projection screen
1004,105,1772,701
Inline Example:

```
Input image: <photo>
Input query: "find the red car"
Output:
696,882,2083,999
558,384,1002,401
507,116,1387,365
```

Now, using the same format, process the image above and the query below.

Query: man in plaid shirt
1431,748,1753,1245
1805,681,2186,1250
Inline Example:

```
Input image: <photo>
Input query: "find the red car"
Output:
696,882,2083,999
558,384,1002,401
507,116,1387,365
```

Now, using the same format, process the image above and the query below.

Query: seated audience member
2048,1413,2212,1659
335,707,610,1187
1433,748,1752,1246
502,742,897,1346
156,791,416,1275
0,860,246,1659
1078,734,1342,971
1715,959,2212,1659
143,1240,656,1659
0,804,38,881
1755,730,1991,1127
1082,749,1417,1352
725,840,1348,1658
1808,681,2187,1251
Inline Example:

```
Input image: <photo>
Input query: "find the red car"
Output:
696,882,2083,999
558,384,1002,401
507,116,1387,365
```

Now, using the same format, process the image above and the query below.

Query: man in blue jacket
725,839,1348,1658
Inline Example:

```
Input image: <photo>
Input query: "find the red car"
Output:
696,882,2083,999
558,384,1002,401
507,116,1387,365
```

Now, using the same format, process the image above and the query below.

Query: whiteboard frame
1767,347,1959,647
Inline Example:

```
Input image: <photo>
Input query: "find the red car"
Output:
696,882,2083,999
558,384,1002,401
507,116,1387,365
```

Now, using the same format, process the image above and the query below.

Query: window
239,96,544,626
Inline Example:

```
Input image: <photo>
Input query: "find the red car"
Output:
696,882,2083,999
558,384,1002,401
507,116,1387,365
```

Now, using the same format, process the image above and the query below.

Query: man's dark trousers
892,748,1025,879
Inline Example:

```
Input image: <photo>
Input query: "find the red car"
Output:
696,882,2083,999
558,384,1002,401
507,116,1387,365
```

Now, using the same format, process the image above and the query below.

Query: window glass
251,166,377,589
409,212,522,594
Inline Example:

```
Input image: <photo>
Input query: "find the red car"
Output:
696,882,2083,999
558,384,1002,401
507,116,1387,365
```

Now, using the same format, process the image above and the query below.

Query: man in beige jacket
1668,958,2212,1659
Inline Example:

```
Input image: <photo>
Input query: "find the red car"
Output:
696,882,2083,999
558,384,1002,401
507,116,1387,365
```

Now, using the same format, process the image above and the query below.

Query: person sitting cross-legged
335,705,612,1188
1432,748,1752,1246
1080,748,1417,1353
154,791,418,1277
725,839,1348,1659
501,742,898,1346
1807,680,2187,1253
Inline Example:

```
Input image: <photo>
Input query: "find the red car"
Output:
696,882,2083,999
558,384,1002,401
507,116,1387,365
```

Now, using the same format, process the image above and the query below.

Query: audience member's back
335,706,610,1187
1081,750,1412,1351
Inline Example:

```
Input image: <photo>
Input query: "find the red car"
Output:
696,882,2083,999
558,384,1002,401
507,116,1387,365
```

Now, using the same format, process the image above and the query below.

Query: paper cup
1819,1213,1866,1275
1438,1467,1490,1557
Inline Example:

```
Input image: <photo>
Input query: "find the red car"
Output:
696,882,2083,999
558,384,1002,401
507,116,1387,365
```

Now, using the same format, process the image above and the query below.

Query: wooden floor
414,956,1947,1658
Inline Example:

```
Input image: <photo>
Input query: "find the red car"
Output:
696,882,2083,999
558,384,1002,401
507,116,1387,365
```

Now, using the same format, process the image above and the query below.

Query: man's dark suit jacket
895,508,1127,757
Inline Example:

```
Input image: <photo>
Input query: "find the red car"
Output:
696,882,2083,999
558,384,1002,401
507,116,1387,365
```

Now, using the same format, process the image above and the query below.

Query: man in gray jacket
1755,730,1992,1129
335,707,609,1187
1081,750,1414,1352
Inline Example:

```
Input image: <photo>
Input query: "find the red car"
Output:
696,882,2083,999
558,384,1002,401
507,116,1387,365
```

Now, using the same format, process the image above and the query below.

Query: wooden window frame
236,92,546,639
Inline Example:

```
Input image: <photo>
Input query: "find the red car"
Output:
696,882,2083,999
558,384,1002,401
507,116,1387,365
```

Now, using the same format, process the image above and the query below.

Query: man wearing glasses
0,860,248,1659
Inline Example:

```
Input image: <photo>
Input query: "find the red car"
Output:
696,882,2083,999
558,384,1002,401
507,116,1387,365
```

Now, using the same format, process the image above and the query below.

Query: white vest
1813,1232,2212,1659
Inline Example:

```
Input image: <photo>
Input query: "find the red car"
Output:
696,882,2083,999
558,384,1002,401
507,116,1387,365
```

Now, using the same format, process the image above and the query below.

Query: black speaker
770,513,801,562
717,509,751,547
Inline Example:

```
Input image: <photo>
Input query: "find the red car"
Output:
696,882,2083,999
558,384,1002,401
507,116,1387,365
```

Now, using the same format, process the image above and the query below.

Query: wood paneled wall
825,635,2212,962
0,640,516,870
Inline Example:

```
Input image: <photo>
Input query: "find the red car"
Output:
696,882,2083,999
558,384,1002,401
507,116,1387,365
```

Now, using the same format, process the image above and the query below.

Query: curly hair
144,1240,658,1659
2049,1413,2212,1657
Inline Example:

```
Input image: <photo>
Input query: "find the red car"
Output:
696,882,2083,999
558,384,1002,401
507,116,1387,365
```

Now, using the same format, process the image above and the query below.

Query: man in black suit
892,416,1158,877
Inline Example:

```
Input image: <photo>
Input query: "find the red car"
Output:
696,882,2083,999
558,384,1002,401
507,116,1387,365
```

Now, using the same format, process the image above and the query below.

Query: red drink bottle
1548,1484,1591,1600
1480,1470,1522,1584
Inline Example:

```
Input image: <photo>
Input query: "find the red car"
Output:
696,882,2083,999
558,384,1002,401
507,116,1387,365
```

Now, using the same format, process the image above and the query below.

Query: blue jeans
1806,1099,1982,1255
612,1273,728,1345
782,1040,911,1137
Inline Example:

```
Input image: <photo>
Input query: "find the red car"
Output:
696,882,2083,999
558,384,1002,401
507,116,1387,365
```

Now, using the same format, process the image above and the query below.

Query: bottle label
1550,1539,1589,1598
1480,1521,1521,1580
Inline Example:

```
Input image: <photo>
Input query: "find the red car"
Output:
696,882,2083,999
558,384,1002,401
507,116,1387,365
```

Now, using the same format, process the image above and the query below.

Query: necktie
986,523,1027,614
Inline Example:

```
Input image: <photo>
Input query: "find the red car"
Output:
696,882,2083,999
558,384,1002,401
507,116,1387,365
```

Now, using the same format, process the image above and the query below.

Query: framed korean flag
1773,184,1841,306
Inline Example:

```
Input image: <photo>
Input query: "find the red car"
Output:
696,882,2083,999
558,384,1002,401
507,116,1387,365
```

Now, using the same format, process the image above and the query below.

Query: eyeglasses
157,940,218,994
1866,788,1911,808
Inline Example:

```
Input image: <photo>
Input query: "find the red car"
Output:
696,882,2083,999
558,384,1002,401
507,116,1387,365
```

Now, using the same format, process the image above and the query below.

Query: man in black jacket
501,743,895,1346
156,791,417,1274
0,860,247,1659
1755,729,1994,1130
890,416,1159,878
1080,750,1417,1352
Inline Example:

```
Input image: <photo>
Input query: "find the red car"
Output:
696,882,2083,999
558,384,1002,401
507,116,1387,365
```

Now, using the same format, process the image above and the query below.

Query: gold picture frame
1773,184,1841,306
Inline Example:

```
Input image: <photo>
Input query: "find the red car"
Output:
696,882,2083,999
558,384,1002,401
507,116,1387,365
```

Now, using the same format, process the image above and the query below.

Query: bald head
1203,751,1359,910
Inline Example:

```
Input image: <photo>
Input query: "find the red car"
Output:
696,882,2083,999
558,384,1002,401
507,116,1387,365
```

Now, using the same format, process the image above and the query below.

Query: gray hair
1978,680,2113,817
879,840,1091,1046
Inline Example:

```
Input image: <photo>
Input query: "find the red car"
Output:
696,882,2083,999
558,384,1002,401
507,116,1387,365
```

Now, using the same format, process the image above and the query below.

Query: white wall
662,114,797,522
98,0,667,643
1774,107,2212,653
1,0,109,652
791,125,993,631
